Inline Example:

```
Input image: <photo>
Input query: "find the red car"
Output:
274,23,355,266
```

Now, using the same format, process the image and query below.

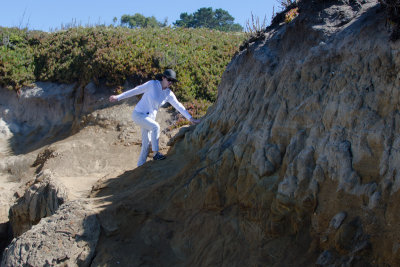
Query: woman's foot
153,152,166,161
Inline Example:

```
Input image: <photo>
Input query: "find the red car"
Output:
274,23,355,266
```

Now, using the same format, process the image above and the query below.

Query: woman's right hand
190,118,201,125
109,95,118,102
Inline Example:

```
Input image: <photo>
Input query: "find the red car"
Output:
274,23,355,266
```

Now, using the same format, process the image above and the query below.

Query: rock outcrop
0,82,114,155
89,0,400,266
8,169,68,237
2,200,100,267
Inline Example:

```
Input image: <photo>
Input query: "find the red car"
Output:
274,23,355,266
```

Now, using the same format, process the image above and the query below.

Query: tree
193,7,214,28
174,13,194,28
174,7,243,32
112,17,118,27
120,13,167,28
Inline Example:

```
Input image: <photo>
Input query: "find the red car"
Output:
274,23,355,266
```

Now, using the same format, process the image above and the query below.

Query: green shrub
285,7,299,23
168,99,212,129
0,27,35,90
0,25,244,122
0,26,244,104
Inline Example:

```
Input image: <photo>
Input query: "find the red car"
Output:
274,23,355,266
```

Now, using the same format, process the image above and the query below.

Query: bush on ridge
0,26,245,105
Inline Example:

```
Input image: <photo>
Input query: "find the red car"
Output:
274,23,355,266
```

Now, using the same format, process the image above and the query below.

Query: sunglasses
164,76,175,83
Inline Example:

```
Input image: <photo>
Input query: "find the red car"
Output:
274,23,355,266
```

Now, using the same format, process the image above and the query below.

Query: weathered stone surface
0,81,115,155
89,1,400,266
316,250,334,266
1,200,99,267
330,212,347,230
2,0,400,266
9,169,68,237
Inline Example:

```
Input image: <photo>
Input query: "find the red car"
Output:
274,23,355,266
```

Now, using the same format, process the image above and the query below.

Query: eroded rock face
2,0,399,266
2,200,99,267
8,170,68,237
0,81,113,155
90,0,400,266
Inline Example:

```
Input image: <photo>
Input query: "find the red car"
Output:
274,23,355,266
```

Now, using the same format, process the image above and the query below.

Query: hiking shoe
153,152,166,161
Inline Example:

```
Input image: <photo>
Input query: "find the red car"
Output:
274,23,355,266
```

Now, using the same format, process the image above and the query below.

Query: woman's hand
109,95,118,102
190,118,201,124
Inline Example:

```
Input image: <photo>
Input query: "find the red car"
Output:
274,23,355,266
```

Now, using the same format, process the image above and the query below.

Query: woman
109,69,200,166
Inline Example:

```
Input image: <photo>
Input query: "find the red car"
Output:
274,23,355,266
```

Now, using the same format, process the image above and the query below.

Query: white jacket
116,80,192,120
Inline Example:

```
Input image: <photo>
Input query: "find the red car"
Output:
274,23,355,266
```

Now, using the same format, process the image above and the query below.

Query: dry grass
245,13,267,39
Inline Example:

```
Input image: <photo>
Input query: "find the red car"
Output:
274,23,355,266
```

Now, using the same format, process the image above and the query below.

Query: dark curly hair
155,73,163,81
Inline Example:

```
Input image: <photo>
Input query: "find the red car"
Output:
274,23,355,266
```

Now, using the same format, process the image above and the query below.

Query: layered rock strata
2,200,99,267
91,0,400,266
8,170,68,237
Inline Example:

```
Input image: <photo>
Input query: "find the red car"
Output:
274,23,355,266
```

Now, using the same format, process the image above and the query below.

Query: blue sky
0,0,278,32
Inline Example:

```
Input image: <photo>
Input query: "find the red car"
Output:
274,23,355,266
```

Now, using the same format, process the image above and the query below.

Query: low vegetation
0,26,245,107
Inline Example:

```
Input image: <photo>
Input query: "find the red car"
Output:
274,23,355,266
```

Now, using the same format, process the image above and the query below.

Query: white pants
132,110,160,166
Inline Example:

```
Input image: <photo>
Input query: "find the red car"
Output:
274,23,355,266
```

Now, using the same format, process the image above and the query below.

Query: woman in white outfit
109,69,200,166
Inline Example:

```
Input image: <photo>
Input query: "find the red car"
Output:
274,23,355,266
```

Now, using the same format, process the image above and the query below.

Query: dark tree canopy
174,7,243,32
121,13,167,28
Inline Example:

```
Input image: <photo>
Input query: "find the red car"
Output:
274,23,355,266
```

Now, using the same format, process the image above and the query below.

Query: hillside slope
88,0,400,265
3,0,400,266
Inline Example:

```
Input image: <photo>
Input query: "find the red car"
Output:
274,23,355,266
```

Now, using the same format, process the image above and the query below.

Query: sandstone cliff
89,0,400,265
2,0,400,266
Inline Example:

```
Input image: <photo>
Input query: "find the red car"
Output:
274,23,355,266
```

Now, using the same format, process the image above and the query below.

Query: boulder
9,170,68,237
1,200,100,267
